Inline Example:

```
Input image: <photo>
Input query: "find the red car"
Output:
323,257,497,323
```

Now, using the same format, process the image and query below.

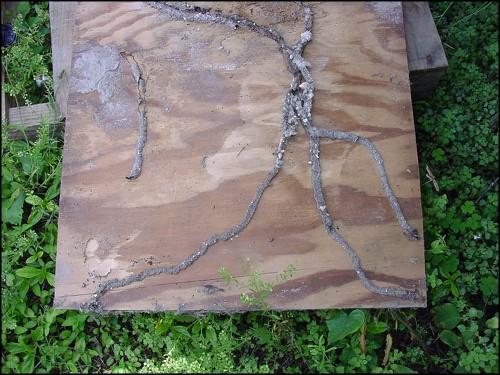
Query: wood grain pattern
402,1,448,101
7,103,62,139
54,1,426,312
49,1,77,119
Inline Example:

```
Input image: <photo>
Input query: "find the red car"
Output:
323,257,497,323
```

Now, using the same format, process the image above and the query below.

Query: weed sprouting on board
218,263,297,309
218,266,239,286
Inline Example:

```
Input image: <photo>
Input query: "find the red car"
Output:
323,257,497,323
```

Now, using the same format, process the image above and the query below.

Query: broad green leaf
17,1,31,17
154,317,172,335
24,307,35,318
25,320,37,329
101,332,113,348
44,309,65,337
20,155,34,176
3,190,25,225
16,302,27,315
480,276,498,298
6,342,30,354
75,336,86,352
430,238,446,254
254,326,272,345
67,361,78,373
458,323,477,351
174,315,196,323
366,322,388,334
40,27,50,36
433,303,460,330
45,308,66,324
450,281,460,297
32,283,41,296
46,272,55,286
191,320,202,337
45,178,60,201
14,326,28,334
2,166,13,182
25,193,44,206
27,207,44,227
439,330,462,348
171,325,191,338
26,254,39,265
486,316,498,329
327,309,365,344
5,273,15,286
439,256,459,277
31,326,44,342
206,325,217,345
16,266,44,279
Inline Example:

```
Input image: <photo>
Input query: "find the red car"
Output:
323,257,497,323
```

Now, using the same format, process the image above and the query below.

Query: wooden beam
49,1,76,119
402,1,448,101
7,103,63,139
0,1,19,24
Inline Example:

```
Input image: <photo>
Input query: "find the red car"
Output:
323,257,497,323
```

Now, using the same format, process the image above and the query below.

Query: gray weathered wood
49,1,76,119
7,103,62,139
0,1,19,24
402,1,448,101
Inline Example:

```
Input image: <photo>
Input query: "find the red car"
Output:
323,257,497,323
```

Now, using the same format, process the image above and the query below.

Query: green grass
1,1,498,373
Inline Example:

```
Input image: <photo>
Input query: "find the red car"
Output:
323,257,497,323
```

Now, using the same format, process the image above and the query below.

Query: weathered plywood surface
54,1,426,311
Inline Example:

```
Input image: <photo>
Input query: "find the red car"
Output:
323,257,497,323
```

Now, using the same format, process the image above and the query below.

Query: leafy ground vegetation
1,1,498,373
1,1,52,106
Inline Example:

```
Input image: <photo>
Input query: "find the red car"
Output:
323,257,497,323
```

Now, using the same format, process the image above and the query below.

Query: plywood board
54,1,426,312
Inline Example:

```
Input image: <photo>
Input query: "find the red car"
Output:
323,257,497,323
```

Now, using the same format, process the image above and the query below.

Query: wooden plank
7,103,62,139
54,2,426,312
402,1,448,101
49,1,76,119
0,1,19,24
